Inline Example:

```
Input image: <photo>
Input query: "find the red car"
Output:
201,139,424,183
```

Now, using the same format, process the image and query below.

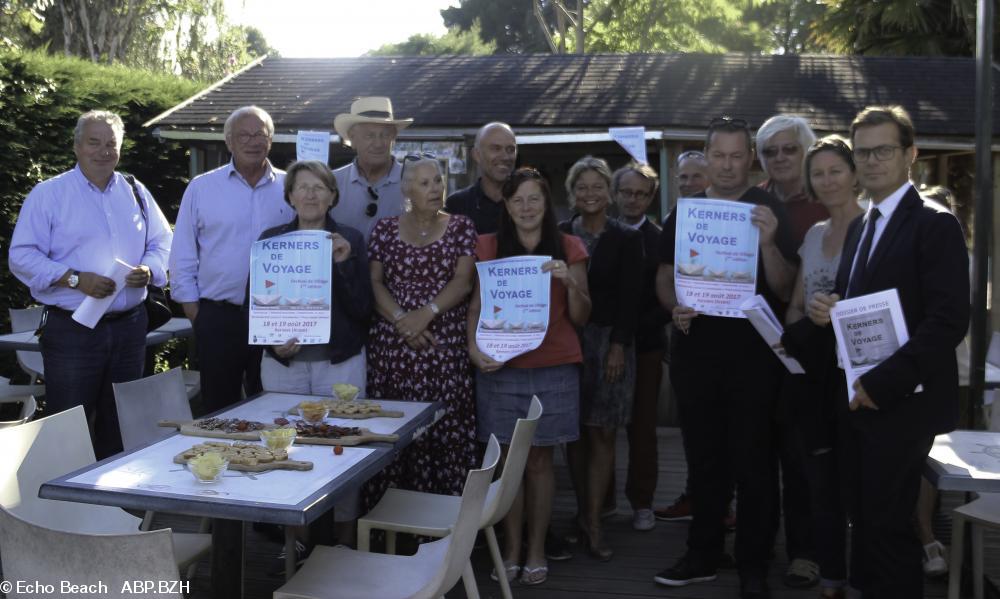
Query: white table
925,430,1000,492
0,317,193,352
40,391,444,599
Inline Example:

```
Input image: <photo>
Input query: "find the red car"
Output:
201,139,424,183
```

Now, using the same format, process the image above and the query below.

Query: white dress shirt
169,161,290,305
848,181,911,283
9,165,172,311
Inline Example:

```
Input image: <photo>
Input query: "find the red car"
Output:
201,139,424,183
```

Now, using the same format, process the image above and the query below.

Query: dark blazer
252,215,374,366
559,216,644,345
634,218,669,352
784,185,969,437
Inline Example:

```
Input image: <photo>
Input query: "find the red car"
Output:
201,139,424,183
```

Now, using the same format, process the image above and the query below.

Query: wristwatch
427,302,440,315
67,270,80,289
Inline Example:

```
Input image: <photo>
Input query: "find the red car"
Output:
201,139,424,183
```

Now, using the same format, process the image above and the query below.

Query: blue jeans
40,305,147,459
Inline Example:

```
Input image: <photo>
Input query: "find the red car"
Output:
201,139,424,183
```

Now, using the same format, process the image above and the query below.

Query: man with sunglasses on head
331,97,413,242
445,122,517,234
676,150,710,198
788,105,968,599
171,105,291,411
654,116,798,599
756,115,828,247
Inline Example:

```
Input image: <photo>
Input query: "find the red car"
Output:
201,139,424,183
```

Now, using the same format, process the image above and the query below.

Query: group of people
8,95,969,599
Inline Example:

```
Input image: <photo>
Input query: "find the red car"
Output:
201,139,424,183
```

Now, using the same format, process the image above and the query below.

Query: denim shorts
476,363,580,446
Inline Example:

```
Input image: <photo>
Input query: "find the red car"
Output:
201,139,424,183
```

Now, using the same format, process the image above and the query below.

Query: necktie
846,208,881,298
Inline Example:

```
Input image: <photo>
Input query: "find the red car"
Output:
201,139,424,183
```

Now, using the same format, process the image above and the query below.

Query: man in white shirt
9,110,172,458
170,106,291,411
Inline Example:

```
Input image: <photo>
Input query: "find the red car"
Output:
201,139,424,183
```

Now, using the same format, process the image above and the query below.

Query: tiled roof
148,53,997,138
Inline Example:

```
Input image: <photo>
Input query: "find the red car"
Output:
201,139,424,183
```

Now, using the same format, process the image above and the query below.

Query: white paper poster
830,288,910,403
249,230,332,345
609,126,647,164
673,198,759,317
475,256,552,362
740,294,805,374
296,130,331,163
72,258,134,329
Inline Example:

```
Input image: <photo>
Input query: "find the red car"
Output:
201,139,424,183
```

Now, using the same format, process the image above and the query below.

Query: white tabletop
926,429,1000,492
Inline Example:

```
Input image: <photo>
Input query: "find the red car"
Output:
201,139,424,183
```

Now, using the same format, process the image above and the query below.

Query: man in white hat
331,96,413,241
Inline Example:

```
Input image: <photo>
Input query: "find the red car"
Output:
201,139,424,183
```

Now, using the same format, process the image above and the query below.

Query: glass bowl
298,404,329,424
259,427,296,450
187,455,229,484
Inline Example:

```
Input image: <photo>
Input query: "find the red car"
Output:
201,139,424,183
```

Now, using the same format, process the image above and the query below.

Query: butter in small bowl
187,452,229,483
259,427,296,450
298,401,328,424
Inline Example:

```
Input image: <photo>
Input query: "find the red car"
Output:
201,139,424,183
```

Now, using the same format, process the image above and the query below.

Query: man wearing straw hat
331,96,413,242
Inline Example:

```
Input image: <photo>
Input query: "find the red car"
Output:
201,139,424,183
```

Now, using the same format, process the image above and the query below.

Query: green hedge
0,51,203,380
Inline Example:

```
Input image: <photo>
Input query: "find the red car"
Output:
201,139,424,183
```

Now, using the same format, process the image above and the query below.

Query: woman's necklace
409,212,438,238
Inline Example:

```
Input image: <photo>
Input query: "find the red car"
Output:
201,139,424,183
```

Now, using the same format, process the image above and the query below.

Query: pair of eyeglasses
404,152,437,162
852,145,903,162
365,186,379,217
760,144,800,159
708,116,749,130
617,189,651,200
235,131,270,144
293,184,330,196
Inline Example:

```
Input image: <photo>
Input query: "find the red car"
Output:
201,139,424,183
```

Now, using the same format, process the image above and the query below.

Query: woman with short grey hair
363,154,480,508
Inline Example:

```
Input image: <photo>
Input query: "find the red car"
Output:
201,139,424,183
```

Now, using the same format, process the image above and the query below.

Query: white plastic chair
947,493,1000,599
358,396,543,599
0,405,210,571
8,306,45,382
273,435,502,599
113,367,193,451
0,390,36,429
0,506,183,599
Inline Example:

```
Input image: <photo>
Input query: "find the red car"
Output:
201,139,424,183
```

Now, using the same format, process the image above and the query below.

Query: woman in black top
560,155,643,561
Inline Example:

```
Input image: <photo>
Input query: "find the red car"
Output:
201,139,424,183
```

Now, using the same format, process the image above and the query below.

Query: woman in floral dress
364,155,478,505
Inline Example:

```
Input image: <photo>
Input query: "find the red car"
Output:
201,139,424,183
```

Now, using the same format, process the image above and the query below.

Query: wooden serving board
159,419,399,446
159,419,271,441
285,404,405,420
172,452,313,472
294,429,399,446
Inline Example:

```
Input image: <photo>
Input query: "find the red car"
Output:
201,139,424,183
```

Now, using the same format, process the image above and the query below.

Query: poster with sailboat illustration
674,197,759,317
475,256,551,362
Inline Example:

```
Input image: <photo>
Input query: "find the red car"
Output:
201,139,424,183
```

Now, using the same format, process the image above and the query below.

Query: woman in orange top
468,167,591,586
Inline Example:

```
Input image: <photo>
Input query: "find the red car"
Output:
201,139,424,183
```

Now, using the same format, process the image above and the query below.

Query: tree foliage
367,24,495,56
0,50,201,373
442,0,556,54
814,0,992,57
1,0,275,81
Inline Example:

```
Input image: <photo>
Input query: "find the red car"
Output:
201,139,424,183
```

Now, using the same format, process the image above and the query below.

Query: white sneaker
632,508,656,531
922,540,948,577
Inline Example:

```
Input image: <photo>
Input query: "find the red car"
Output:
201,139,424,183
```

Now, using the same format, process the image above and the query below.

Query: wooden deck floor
165,427,996,599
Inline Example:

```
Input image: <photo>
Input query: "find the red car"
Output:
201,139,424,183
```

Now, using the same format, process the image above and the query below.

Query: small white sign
296,130,331,163
609,126,648,164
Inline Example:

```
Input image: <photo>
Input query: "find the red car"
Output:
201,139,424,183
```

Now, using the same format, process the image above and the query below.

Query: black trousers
40,305,147,459
845,415,933,599
670,349,779,583
194,300,262,413
774,376,815,562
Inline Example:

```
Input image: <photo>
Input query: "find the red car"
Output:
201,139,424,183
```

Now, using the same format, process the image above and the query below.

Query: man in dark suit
802,105,969,598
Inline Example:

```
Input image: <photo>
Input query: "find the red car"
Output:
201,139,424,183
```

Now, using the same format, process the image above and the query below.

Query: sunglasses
677,150,705,162
760,144,800,159
708,116,749,130
365,186,379,217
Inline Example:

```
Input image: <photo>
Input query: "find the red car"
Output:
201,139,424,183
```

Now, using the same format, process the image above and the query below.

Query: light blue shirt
169,161,291,305
331,159,404,243
9,165,172,311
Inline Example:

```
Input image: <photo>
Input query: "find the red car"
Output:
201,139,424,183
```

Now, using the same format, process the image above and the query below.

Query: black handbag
123,174,173,332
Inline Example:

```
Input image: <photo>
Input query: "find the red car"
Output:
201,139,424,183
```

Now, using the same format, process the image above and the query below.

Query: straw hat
334,97,413,146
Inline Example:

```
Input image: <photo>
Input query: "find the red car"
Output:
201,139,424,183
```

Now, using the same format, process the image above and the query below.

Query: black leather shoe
653,555,717,587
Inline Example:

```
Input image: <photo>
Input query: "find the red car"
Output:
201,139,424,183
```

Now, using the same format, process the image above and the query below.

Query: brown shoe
654,493,692,521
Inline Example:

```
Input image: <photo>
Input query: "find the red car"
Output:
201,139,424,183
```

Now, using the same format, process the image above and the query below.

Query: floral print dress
363,214,479,505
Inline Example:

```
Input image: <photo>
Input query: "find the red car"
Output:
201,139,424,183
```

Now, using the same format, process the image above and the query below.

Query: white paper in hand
609,127,647,164
830,288,910,402
72,259,134,329
740,294,804,374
